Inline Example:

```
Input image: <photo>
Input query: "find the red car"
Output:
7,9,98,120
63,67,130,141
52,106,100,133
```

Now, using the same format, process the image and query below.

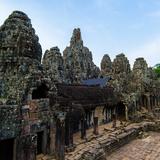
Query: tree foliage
153,64,160,78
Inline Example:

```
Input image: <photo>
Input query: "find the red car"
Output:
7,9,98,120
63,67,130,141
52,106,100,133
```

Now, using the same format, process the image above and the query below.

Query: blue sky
0,0,160,67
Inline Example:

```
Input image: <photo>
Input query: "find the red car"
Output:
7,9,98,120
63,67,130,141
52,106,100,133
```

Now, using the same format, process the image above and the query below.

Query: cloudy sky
0,0,160,67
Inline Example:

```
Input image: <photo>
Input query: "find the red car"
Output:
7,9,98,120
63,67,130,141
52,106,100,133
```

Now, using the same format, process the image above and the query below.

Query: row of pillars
54,104,129,160
55,116,99,160
137,94,160,111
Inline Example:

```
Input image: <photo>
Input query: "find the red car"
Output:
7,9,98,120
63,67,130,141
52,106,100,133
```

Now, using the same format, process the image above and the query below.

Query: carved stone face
0,11,42,62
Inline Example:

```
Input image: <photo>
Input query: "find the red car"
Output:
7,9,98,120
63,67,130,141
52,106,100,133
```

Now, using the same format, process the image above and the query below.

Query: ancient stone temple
1,10,160,160
0,11,54,160
42,46,65,83
132,57,149,92
0,10,42,101
100,54,112,77
63,28,100,83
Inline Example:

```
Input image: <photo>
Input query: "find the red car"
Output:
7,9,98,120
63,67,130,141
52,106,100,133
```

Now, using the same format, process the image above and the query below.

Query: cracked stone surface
107,132,160,160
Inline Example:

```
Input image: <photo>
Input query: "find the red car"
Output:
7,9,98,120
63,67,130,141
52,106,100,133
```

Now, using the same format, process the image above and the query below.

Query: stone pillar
146,95,151,111
154,96,156,107
112,113,117,128
153,96,155,107
55,114,65,160
90,111,94,126
65,116,73,148
109,108,112,121
42,129,48,154
80,118,86,139
125,105,128,121
156,96,159,106
158,96,160,106
105,108,108,122
140,96,143,109
93,117,99,135
50,123,56,154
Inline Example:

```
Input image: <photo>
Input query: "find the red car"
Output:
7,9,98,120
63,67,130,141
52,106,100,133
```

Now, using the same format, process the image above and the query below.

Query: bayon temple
1,11,160,160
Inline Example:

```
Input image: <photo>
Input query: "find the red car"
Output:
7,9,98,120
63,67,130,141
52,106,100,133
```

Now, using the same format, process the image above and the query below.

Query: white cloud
128,37,160,67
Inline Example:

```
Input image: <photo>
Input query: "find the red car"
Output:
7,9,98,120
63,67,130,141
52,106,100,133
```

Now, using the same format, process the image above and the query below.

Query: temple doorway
116,102,125,120
0,138,14,160
37,131,44,154
32,83,48,99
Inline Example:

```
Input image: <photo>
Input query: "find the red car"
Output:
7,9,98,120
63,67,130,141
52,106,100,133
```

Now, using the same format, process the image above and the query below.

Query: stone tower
100,54,112,77
0,10,43,103
63,28,99,83
42,46,65,83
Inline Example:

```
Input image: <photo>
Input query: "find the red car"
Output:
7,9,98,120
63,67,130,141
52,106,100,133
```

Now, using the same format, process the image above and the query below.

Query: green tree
153,64,160,78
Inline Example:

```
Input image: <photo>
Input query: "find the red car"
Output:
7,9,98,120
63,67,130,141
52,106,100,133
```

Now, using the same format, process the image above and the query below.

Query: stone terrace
65,121,160,160
107,132,160,160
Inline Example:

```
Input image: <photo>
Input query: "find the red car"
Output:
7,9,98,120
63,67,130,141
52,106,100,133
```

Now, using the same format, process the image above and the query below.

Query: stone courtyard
107,132,160,160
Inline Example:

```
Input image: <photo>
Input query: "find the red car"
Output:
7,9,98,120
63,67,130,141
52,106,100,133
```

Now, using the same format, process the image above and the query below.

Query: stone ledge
66,121,160,160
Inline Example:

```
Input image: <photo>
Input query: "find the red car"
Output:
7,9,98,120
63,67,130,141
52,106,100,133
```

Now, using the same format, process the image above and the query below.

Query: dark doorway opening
72,111,82,133
0,138,14,160
116,102,125,120
37,131,43,155
32,83,48,99
142,95,148,107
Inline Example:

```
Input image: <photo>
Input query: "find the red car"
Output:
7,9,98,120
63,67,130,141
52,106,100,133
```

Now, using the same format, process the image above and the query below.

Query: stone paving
107,132,160,160
66,121,158,160
36,121,160,160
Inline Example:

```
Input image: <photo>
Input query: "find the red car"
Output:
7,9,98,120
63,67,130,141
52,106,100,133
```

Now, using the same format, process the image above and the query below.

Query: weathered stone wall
100,53,160,121
100,54,112,77
0,10,43,103
0,105,20,140
0,11,42,61
0,11,54,160
63,28,100,83
111,53,131,92
43,47,65,83
132,57,149,92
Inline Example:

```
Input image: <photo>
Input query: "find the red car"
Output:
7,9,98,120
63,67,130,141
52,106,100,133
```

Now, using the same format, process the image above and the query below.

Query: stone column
156,96,159,106
42,129,47,154
158,96,160,106
153,96,155,108
93,117,99,135
140,96,143,109
146,95,151,111
50,121,56,154
65,116,73,148
125,105,128,121
80,118,86,139
55,114,65,160
90,111,94,126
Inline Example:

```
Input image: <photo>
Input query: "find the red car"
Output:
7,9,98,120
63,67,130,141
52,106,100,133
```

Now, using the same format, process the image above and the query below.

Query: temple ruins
1,11,160,160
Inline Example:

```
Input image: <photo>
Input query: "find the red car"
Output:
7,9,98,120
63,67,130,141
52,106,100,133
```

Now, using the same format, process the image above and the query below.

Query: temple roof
55,83,117,109
81,77,111,88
